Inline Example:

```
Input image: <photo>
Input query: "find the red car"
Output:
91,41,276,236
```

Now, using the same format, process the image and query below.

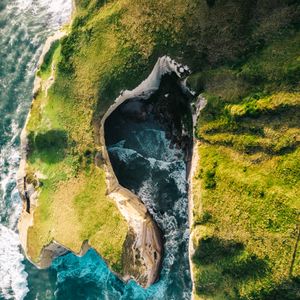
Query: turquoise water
0,1,191,299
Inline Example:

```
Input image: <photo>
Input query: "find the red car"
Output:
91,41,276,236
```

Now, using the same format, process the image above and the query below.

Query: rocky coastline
17,52,195,287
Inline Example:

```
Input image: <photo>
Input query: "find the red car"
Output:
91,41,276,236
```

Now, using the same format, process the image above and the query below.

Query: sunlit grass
192,28,300,299
23,0,300,294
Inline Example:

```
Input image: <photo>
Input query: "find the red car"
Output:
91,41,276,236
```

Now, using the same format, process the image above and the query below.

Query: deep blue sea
0,1,191,299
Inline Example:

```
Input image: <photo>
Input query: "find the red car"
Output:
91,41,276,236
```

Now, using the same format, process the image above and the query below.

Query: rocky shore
17,53,194,287
99,56,194,286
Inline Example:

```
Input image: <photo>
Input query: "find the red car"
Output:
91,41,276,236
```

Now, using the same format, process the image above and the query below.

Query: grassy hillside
25,35,128,272
190,24,300,300
24,0,299,292
25,0,214,272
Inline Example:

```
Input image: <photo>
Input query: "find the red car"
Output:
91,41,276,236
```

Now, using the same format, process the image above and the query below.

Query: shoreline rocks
17,55,192,288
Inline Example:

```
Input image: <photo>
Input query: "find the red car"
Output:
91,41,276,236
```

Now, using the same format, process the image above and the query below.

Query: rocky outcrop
17,54,190,287
99,56,192,286
17,31,92,271
100,108,163,285
17,31,70,266
188,94,207,299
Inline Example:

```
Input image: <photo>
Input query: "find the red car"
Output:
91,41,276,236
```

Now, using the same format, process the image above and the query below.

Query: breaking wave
1,0,191,298
0,225,29,300
0,0,72,299
108,127,191,299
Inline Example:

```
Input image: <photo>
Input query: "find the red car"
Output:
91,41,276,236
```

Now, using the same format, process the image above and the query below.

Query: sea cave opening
104,72,193,298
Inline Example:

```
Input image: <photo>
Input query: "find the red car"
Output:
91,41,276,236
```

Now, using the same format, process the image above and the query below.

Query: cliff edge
17,0,300,297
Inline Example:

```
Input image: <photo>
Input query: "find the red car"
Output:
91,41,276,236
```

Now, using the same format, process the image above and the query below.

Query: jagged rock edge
17,54,191,288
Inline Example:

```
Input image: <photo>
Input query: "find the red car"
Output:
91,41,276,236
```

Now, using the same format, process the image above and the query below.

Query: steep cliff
18,0,299,297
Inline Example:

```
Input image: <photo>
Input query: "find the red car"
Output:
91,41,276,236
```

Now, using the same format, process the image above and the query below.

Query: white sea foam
16,0,72,29
0,107,28,299
0,132,21,226
169,166,187,195
108,146,143,164
0,0,72,299
0,225,29,300
137,176,186,274
107,124,191,298
134,129,184,162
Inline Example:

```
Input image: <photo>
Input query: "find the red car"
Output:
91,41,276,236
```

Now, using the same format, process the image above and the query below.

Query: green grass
24,0,300,289
25,17,130,269
192,25,300,300
192,144,300,299
26,0,209,272
36,41,60,80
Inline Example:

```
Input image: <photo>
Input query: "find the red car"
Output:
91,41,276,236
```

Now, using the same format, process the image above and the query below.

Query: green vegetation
36,40,60,80
27,0,219,272
26,60,128,270
195,91,299,155
191,8,300,299
192,143,299,299
24,0,300,293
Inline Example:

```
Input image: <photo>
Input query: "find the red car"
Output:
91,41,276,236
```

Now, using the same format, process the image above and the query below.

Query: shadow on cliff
192,236,300,299
193,237,269,297
28,129,68,164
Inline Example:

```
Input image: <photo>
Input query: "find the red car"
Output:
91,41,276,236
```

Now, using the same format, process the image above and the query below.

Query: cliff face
186,3,300,299
18,0,299,297
17,43,179,286
17,25,188,286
